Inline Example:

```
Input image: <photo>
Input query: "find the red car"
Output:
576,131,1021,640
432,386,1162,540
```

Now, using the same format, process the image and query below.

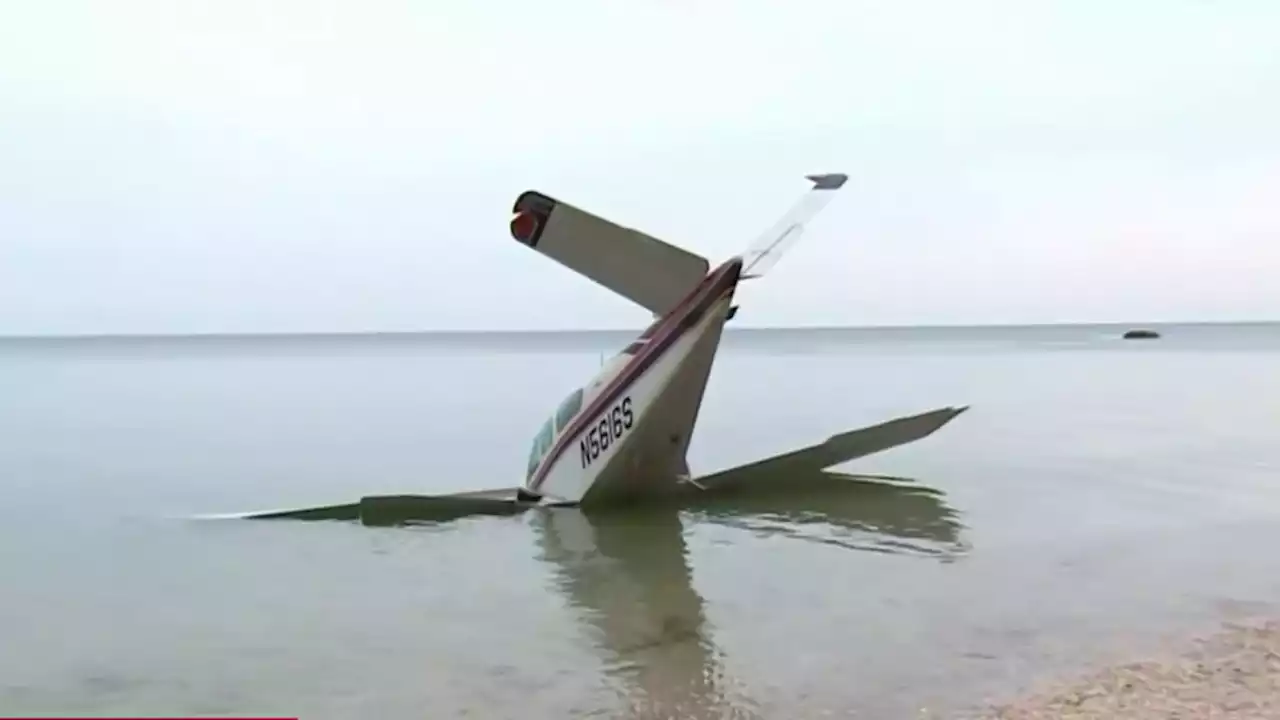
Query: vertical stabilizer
740,173,849,279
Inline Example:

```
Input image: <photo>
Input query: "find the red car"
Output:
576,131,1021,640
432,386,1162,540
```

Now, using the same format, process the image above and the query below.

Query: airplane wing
201,408,966,525
690,405,967,491
510,191,710,316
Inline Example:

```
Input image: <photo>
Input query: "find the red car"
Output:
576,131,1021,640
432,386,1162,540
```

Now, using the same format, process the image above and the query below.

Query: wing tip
822,404,970,445
805,173,849,191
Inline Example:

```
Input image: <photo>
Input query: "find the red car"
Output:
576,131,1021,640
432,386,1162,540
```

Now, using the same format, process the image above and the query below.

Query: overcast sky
2,0,1277,334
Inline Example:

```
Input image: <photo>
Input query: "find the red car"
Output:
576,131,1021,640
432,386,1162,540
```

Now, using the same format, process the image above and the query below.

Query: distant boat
1122,328,1160,340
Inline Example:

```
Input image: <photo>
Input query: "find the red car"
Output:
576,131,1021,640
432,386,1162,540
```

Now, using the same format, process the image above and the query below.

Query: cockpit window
526,418,554,479
526,387,586,481
554,387,584,432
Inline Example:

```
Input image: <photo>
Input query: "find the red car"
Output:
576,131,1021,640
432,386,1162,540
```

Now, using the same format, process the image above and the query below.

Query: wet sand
966,619,1280,719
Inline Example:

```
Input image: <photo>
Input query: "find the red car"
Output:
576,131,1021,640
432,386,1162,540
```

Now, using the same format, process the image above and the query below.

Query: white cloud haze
1,0,1277,334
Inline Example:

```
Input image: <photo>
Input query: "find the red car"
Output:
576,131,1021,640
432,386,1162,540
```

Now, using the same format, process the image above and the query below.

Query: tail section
739,173,848,279
507,172,848,314
510,191,710,316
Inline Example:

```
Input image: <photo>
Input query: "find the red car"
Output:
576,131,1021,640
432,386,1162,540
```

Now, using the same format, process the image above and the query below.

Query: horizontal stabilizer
692,405,967,490
510,190,710,316
740,172,849,279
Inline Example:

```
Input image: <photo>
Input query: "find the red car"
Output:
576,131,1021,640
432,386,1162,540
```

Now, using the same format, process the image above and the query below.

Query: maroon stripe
528,258,743,493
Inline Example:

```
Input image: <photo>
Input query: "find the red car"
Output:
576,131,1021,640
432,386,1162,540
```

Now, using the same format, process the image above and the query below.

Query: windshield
554,387,584,432
526,387,585,481
526,418,554,480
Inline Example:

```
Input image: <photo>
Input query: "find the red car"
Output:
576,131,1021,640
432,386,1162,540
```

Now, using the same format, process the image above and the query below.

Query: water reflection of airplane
534,469,967,719
680,469,968,559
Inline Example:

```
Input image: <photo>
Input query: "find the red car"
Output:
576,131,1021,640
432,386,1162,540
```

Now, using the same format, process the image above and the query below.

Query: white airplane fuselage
522,257,742,506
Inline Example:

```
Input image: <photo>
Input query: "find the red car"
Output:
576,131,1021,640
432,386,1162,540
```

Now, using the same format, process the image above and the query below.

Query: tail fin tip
806,173,848,190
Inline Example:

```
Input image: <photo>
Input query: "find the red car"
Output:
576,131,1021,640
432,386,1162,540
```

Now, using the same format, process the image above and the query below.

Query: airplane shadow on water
531,470,967,718
253,468,966,717
676,469,968,559
192,460,966,718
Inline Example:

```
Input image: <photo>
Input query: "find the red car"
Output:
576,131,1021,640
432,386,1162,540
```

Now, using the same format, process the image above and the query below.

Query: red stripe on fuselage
527,257,743,493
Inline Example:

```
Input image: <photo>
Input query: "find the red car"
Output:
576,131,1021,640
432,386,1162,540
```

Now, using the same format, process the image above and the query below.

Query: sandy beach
968,619,1280,719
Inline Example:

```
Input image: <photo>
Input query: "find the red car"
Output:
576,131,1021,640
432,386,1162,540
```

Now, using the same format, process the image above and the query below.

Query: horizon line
1,318,1276,341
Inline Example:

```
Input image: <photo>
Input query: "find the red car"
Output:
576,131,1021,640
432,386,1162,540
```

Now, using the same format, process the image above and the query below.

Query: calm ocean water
2,322,1279,718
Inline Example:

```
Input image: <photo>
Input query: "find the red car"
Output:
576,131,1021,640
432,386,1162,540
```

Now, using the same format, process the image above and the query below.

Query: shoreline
963,618,1280,719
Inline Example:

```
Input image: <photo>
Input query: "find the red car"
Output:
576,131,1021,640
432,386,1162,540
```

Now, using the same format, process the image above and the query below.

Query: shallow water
2,323,1279,718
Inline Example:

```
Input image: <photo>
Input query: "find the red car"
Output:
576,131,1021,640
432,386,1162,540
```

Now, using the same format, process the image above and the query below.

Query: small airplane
217,173,967,523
